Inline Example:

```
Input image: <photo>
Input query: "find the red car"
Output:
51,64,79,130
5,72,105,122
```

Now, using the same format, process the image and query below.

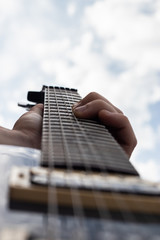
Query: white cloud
0,55,19,82
0,0,20,25
135,159,160,182
67,2,77,16
136,125,157,150
84,0,160,71
0,0,159,181
157,125,160,146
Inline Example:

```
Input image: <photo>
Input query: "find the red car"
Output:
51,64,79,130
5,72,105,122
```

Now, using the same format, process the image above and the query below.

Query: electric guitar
1,86,160,239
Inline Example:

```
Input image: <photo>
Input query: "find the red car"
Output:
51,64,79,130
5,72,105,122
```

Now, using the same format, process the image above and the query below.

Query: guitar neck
40,86,138,176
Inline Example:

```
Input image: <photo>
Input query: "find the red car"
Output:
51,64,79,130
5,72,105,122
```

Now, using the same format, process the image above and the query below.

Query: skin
0,104,43,149
72,92,137,157
0,92,137,157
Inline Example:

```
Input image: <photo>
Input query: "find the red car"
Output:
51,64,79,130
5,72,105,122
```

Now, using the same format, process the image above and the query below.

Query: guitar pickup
9,167,160,220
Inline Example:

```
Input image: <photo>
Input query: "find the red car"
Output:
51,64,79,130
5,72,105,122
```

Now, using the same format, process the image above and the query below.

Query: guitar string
46,87,144,238
57,88,128,230
41,87,87,239
69,93,157,230
64,89,121,235
53,87,89,240
65,90,141,230
43,86,155,238
44,86,62,240
43,87,59,240
64,89,158,231
73,107,146,226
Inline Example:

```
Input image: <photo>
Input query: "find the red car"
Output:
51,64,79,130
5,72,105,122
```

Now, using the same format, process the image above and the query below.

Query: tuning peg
18,102,35,110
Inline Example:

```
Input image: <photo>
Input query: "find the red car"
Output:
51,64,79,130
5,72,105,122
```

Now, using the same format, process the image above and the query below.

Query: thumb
29,104,44,116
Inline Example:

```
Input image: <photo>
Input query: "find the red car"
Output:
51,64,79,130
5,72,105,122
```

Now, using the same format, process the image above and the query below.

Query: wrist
0,127,32,148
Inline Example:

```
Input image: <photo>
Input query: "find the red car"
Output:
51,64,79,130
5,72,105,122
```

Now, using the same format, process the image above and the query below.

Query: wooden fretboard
39,86,138,176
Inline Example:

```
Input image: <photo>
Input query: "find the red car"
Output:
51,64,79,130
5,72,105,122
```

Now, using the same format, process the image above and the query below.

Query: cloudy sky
0,0,160,181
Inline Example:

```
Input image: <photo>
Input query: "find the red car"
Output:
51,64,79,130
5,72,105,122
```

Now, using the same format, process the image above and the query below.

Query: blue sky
0,0,160,181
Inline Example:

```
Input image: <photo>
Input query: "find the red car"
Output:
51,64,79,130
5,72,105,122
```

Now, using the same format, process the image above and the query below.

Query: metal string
66,90,139,229
59,89,124,239
69,92,158,229
54,88,89,240
64,90,116,232
44,87,62,240
47,87,138,238
43,86,156,239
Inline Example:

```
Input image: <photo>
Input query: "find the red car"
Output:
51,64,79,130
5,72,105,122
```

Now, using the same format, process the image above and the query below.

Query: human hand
0,104,43,149
72,92,137,157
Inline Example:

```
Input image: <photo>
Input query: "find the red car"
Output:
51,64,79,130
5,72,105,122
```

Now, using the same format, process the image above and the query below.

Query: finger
13,104,43,131
73,92,122,113
99,110,137,156
29,104,44,116
73,99,117,119
98,109,129,129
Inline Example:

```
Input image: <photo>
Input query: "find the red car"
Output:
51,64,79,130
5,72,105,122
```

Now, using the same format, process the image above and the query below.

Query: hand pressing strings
72,92,137,158
0,92,137,158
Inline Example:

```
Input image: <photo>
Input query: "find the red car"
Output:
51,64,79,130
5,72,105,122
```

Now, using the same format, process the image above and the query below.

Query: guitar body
0,146,160,239
0,145,43,227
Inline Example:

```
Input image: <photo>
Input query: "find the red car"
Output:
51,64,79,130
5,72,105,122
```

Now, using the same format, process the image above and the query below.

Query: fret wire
44,87,62,240
56,88,89,240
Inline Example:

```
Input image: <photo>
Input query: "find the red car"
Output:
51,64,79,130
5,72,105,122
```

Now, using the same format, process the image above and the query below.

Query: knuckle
87,92,100,99
117,108,123,114
94,99,107,106
121,114,129,123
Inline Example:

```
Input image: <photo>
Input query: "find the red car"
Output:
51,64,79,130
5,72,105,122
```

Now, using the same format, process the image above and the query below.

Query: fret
42,139,121,151
42,131,123,147
42,131,115,141
41,154,135,174
44,94,80,100
42,124,114,137
42,133,121,149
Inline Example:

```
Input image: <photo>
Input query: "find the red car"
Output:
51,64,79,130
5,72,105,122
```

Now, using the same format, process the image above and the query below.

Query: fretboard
40,86,138,176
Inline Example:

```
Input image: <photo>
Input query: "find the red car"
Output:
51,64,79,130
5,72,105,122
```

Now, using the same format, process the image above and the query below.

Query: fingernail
74,105,87,113
73,101,81,109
